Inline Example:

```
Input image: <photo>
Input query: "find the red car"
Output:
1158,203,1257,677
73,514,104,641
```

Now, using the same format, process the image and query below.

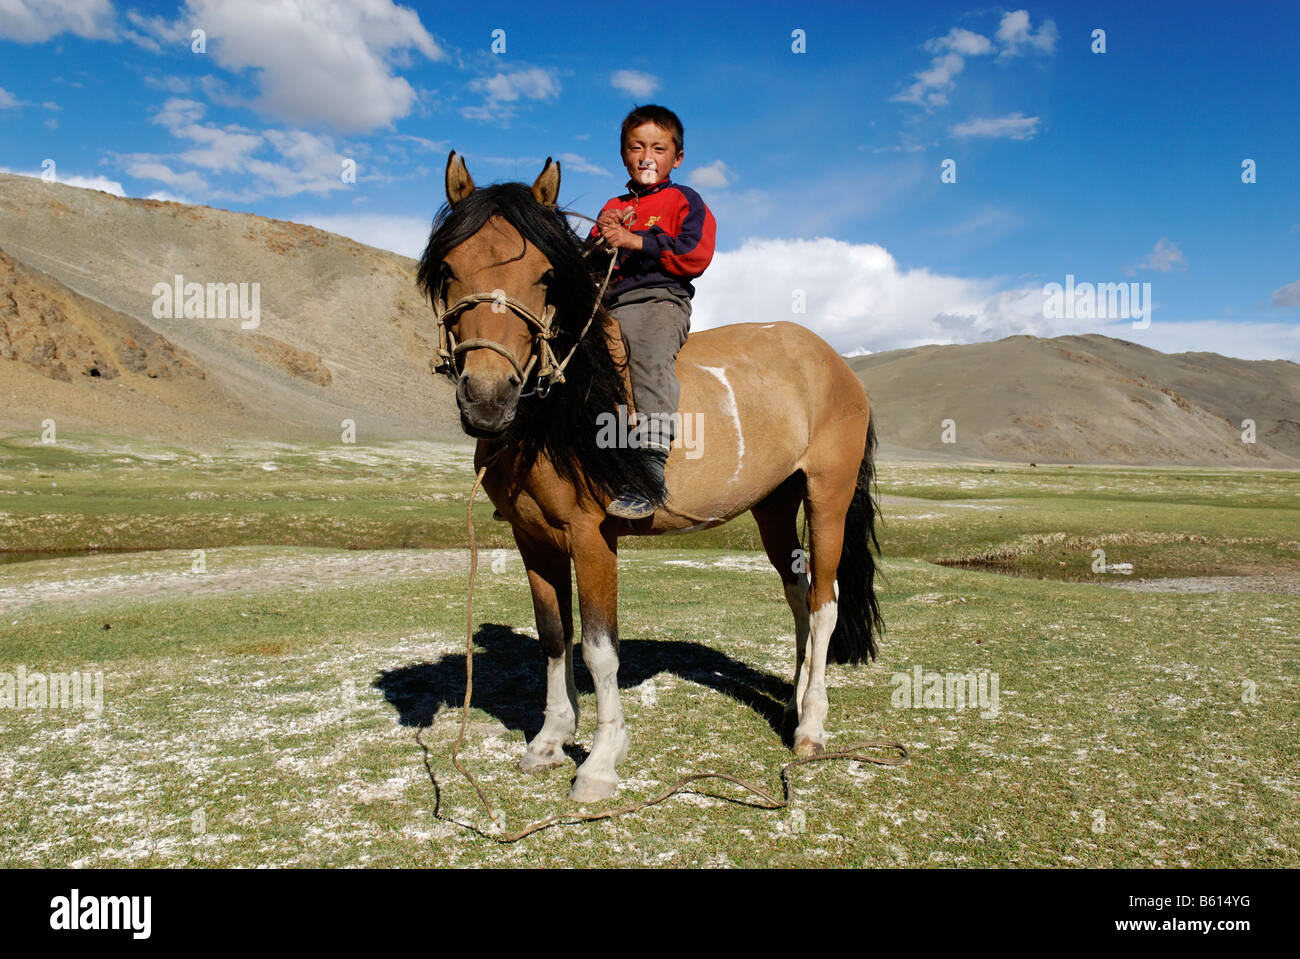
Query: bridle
432,220,617,400
433,290,556,392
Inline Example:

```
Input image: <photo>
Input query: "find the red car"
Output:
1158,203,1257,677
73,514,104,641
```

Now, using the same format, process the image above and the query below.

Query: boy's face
622,121,682,186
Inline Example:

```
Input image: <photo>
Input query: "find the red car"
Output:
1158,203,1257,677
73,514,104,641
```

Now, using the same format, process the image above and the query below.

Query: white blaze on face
636,159,658,184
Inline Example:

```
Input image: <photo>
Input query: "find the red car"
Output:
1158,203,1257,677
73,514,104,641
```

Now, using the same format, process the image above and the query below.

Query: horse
417,152,882,803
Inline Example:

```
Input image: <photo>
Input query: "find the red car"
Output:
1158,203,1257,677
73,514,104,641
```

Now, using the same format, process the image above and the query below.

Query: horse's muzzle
456,373,520,437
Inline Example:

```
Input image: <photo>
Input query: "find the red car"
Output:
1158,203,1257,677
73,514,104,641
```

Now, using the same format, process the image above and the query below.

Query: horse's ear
446,150,475,206
531,156,561,207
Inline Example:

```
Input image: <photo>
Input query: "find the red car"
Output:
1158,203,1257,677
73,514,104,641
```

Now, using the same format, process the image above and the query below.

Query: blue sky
1,0,1297,359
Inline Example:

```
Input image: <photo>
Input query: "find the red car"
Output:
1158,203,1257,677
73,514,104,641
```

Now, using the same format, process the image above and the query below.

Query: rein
432,213,617,400
434,466,910,844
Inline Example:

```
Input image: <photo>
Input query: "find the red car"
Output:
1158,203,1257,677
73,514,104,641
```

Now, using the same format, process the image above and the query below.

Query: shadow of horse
374,623,794,756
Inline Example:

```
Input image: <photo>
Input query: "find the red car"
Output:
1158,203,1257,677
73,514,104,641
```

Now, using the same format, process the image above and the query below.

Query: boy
591,104,716,519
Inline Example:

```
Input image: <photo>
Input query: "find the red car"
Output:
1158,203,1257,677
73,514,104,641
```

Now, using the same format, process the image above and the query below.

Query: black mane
417,182,660,504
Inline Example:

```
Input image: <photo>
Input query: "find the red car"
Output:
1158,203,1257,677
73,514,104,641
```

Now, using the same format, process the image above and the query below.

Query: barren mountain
0,172,457,449
0,247,255,446
1,172,1296,467
851,335,1300,466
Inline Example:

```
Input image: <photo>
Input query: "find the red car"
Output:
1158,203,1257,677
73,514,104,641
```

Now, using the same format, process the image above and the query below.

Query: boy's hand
598,221,644,251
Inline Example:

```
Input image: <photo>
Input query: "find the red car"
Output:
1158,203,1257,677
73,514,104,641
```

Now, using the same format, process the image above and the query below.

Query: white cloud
996,10,1059,57
55,173,126,195
556,152,612,177
170,0,442,133
0,0,115,43
951,112,1041,140
611,69,660,98
290,212,430,259
122,9,190,50
691,237,1044,352
925,28,993,57
149,99,263,172
0,167,125,195
690,237,1300,361
153,97,205,128
393,134,447,153
463,67,560,122
689,160,732,189
1273,278,1300,308
474,69,558,102
144,189,192,204
177,126,263,173
1134,238,1188,273
123,160,208,194
143,75,194,94
131,98,350,200
1115,319,1300,362
894,12,1055,110
0,88,19,109
893,51,967,109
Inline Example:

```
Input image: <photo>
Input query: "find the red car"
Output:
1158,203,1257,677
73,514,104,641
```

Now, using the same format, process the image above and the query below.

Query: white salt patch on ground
0,547,469,611
1106,575,1300,595
659,555,771,572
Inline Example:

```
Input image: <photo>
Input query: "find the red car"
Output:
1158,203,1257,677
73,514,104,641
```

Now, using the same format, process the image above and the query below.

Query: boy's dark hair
620,105,684,155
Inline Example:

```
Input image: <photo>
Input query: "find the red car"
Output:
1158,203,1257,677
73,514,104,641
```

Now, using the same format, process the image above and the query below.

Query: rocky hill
0,172,457,448
851,334,1299,466
2,172,1296,467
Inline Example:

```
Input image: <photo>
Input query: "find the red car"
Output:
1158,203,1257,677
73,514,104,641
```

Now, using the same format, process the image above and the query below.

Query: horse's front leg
514,531,578,772
570,523,627,803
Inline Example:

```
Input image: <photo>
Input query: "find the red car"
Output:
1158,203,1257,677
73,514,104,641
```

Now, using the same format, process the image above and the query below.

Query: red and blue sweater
589,177,716,299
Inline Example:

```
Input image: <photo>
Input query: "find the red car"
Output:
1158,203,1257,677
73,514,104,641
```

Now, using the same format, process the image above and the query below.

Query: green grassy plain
0,432,1296,866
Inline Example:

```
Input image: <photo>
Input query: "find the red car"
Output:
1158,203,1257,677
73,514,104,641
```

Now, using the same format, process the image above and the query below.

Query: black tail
828,416,884,664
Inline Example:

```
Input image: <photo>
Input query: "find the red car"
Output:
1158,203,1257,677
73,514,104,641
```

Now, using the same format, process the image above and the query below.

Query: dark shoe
606,447,668,519
606,492,659,519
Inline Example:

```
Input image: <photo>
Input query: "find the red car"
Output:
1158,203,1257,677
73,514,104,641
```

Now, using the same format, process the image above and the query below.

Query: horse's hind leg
751,473,809,740
514,531,578,773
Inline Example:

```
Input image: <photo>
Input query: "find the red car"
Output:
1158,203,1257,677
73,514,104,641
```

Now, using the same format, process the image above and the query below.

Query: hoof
518,749,568,773
569,773,618,803
794,737,826,758
519,735,573,773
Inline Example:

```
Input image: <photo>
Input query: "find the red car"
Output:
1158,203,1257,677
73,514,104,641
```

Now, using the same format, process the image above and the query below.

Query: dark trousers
607,286,692,451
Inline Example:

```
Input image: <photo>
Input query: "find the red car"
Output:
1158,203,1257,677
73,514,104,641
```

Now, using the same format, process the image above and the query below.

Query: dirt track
0,547,471,613
6,545,1300,620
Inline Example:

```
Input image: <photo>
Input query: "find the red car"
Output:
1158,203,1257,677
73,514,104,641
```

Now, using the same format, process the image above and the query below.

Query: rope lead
443,466,909,844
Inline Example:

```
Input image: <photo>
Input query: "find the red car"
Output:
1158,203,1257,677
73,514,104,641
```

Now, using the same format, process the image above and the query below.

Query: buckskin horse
417,153,882,802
